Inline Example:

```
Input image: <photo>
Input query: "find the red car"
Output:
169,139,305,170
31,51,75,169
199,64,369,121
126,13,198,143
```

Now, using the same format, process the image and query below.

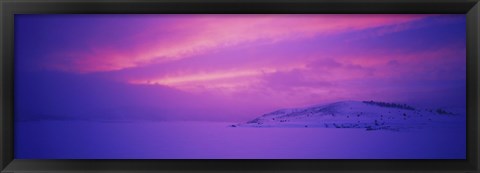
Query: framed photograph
1,0,479,172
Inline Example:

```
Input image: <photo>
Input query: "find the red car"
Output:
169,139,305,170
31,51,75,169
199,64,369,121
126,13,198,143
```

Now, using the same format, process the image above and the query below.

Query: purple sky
14,14,466,122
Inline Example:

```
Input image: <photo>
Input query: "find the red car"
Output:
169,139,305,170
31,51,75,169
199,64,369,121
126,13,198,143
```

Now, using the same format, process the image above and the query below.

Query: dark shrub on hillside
363,100,415,110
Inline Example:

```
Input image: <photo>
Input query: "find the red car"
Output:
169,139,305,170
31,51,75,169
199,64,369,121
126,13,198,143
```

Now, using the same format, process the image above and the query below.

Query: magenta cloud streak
45,14,430,73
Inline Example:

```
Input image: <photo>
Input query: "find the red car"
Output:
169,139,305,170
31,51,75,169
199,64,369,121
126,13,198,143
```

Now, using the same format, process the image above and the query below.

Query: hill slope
233,101,464,131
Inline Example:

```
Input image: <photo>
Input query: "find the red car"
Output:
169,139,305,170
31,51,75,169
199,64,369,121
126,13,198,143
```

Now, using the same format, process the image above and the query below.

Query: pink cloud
45,14,431,73
122,37,463,99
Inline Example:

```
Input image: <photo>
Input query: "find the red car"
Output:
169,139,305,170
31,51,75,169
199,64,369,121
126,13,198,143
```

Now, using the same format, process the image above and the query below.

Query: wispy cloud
45,14,430,73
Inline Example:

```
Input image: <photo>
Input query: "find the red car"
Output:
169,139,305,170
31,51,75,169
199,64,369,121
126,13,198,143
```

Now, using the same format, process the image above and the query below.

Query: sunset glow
37,15,431,73
15,14,466,121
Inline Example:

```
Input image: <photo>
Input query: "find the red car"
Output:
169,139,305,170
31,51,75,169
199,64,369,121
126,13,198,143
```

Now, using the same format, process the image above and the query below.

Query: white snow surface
234,101,465,131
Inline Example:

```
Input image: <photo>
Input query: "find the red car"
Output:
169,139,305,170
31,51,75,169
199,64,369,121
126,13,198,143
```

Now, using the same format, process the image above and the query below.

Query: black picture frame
1,0,479,172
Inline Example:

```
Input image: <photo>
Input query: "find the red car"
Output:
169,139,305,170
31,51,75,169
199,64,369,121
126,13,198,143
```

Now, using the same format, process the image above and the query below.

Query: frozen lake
15,120,465,159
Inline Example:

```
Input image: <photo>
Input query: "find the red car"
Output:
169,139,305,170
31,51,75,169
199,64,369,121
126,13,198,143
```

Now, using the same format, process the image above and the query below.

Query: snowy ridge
233,101,465,131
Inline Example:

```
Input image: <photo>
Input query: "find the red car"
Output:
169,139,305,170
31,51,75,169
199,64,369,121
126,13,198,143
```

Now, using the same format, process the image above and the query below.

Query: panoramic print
14,14,466,159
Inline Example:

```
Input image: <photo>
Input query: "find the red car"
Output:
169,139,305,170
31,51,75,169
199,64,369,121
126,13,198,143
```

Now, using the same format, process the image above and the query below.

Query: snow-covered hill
232,101,465,131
